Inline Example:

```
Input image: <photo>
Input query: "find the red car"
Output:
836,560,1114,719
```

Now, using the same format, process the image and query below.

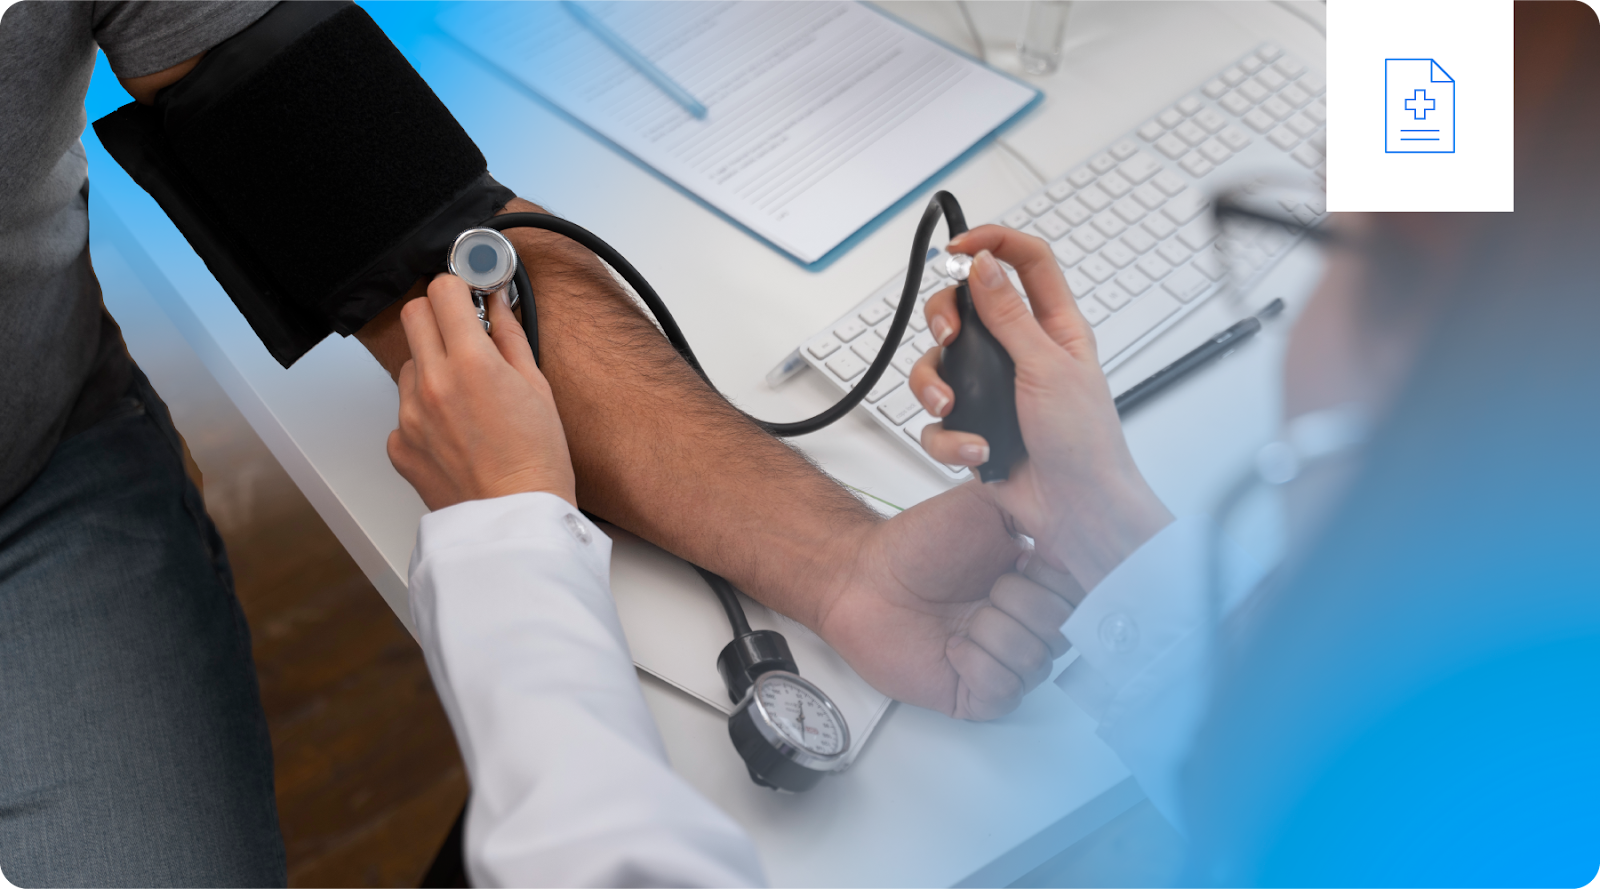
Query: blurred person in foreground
388,2,1598,885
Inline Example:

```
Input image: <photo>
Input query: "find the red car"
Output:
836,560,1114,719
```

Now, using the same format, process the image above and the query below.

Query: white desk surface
87,3,1325,885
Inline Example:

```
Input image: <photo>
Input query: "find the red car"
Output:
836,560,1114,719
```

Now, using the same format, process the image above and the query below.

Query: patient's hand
813,484,1076,721
387,275,576,510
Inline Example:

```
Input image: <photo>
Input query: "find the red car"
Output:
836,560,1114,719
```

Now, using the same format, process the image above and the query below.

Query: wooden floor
161,370,466,887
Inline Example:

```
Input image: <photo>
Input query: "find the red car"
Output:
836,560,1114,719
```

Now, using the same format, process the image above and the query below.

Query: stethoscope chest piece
448,227,520,332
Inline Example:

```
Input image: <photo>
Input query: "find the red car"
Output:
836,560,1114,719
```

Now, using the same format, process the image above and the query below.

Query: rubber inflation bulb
939,280,1026,482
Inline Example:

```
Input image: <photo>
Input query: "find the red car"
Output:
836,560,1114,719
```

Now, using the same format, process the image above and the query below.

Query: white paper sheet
438,1,1038,263
604,526,891,766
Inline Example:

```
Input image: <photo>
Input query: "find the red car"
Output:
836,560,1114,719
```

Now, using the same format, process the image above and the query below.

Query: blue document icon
1386,59,1455,153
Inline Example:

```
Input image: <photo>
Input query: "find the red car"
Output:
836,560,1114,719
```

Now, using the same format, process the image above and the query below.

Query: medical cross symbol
1404,89,1436,120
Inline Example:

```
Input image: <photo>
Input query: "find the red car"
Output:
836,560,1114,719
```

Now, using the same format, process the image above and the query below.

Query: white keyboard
782,44,1327,482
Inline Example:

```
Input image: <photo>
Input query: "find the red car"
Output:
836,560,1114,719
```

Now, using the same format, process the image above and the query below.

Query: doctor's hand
908,226,1173,592
387,275,577,510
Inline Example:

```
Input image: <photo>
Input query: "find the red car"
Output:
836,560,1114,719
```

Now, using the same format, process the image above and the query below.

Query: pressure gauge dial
728,670,850,792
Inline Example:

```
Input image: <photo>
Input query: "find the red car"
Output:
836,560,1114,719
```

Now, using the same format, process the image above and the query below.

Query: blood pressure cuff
92,1,514,367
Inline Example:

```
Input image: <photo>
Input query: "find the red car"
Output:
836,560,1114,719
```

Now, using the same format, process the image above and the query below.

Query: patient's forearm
357,198,878,628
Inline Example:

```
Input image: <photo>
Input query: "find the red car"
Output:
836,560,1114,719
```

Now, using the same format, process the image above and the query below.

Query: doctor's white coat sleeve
407,492,766,888
1054,516,1262,832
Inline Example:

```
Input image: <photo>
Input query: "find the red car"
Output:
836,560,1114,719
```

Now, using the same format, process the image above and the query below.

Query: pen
1114,299,1285,416
561,1,709,119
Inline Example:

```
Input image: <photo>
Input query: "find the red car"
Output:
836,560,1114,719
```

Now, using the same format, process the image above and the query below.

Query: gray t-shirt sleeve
91,1,278,79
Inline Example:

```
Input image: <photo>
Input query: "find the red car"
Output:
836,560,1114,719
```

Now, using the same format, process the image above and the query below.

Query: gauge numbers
759,675,846,756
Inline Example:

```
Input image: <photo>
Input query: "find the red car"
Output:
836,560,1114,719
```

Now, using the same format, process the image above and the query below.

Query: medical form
438,1,1039,264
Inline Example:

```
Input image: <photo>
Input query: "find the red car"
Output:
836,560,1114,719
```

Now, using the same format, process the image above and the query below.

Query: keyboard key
921,270,945,292
1260,227,1292,255
1079,255,1116,283
827,351,867,380
1076,184,1112,211
1241,55,1264,74
1052,239,1086,266
1152,170,1187,195
1257,43,1284,62
1274,56,1306,77
1122,227,1157,254
808,337,841,359
1157,107,1184,128
907,310,928,333
1221,65,1246,86
860,302,892,325
1179,153,1214,177
1238,79,1268,103
1132,183,1167,210
1111,139,1139,160
1035,213,1070,240
1117,269,1153,296
1095,285,1130,311
1157,239,1192,264
1261,95,1293,120
1068,167,1097,187
1219,91,1253,116
1164,191,1209,225
1177,95,1203,116
1268,126,1300,150
1056,198,1091,226
1219,125,1252,150
1304,100,1327,123
902,412,935,444
1194,107,1227,133
877,386,923,425
1175,120,1207,145
1102,240,1137,268
891,344,920,376
1191,249,1225,281
1154,133,1188,159
1198,138,1231,163
1046,179,1075,201
852,331,887,363
1137,254,1174,279
1286,112,1316,137
1203,78,1228,98
1025,194,1054,216
1291,204,1317,226
1092,213,1127,238
1063,266,1095,297
1004,209,1031,228
1292,143,1323,167
1076,296,1109,326
1243,108,1276,133
865,370,904,404
1112,197,1146,223
1256,68,1286,91
1095,290,1180,360
1090,152,1117,174
1300,72,1326,96
1118,152,1162,184
1162,266,1208,302
1137,120,1165,141
913,330,937,353
1176,219,1218,250
835,317,867,341
1098,171,1132,197
1071,227,1106,253
1306,197,1326,215
1279,83,1311,108
1142,213,1177,239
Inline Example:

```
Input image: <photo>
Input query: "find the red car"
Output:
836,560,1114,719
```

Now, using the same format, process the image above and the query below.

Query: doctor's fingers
427,274,499,360
399,296,445,367
988,572,1073,659
1019,549,1090,609
908,349,993,467
947,226,1078,342
965,604,1055,691
483,288,545,388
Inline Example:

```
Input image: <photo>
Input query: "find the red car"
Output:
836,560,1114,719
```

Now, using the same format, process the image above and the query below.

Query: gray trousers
0,369,285,886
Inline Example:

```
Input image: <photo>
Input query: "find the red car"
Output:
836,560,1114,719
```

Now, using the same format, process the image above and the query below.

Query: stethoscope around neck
1204,402,1371,662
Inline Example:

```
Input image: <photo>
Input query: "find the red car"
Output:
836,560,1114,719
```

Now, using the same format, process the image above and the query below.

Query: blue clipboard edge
429,1,1043,272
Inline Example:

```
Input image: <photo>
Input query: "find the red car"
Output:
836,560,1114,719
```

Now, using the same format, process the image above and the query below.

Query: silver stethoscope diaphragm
448,227,520,333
